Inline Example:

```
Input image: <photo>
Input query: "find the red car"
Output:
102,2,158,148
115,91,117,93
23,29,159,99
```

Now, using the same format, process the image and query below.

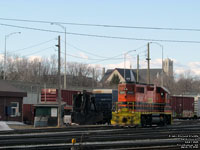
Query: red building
0,80,27,122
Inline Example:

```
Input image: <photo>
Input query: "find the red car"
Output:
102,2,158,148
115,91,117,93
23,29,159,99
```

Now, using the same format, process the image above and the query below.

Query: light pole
4,32,21,80
149,42,164,86
124,50,136,82
51,23,67,89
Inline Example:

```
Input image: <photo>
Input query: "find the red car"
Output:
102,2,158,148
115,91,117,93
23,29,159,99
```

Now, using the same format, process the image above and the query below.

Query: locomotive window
119,91,125,94
136,87,144,93
127,91,134,94
147,87,154,91
166,94,170,100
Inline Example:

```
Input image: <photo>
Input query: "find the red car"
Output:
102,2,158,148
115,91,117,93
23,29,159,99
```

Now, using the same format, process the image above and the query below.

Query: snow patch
0,121,13,131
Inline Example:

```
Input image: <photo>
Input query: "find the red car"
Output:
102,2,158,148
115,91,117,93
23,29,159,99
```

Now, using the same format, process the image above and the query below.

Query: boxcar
170,95,195,119
41,89,79,106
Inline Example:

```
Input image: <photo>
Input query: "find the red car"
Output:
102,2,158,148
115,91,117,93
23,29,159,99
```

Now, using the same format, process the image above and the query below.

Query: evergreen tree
110,74,120,85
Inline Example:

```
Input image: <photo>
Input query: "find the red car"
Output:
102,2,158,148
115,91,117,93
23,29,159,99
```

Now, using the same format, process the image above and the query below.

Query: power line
60,50,123,61
1,23,200,44
64,44,147,62
10,38,56,53
64,41,147,59
1,17,200,32
86,44,148,64
22,46,54,57
61,40,109,58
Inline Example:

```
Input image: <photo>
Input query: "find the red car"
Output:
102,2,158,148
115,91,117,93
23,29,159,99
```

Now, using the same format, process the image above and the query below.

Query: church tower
163,58,173,77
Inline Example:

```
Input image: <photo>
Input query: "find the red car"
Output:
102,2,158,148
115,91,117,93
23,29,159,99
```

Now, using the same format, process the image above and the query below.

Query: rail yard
0,120,199,150
1,81,200,150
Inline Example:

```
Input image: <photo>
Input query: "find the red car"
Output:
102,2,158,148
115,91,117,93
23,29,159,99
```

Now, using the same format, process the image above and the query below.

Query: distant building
163,58,173,77
101,58,173,85
101,68,162,84
0,80,27,122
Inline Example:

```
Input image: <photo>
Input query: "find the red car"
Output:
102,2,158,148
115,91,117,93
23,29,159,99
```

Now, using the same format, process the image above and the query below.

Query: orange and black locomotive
111,82,172,126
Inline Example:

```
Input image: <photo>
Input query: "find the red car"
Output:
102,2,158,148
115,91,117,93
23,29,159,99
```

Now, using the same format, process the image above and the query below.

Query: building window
10,102,20,117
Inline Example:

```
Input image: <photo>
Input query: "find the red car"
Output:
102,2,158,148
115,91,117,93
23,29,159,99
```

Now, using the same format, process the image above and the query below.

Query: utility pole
4,36,7,80
161,48,164,87
64,28,67,89
92,68,95,88
137,55,139,83
124,53,126,82
146,43,151,84
51,23,67,89
57,35,62,127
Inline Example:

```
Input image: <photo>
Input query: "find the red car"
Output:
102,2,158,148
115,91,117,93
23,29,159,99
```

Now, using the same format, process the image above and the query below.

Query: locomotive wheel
167,115,171,125
147,115,152,126
160,116,167,126
141,116,147,127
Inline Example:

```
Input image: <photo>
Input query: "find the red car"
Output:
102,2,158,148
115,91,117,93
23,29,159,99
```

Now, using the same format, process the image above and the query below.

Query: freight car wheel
160,116,167,126
166,115,171,125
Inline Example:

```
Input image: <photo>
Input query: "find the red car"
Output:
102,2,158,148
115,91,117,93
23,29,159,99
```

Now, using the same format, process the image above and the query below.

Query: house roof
0,80,27,97
115,68,133,81
101,69,114,83
102,68,163,84
132,69,162,83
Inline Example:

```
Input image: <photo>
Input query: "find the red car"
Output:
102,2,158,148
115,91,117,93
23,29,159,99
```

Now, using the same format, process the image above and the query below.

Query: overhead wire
10,38,56,53
89,44,147,64
59,41,147,62
59,50,123,61
1,17,200,32
1,23,200,43
22,46,54,57
61,40,110,58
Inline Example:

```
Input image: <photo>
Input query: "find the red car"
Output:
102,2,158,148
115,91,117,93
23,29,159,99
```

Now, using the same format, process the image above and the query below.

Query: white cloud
79,52,88,59
105,60,131,69
0,54,3,61
28,56,42,62
105,58,162,70
170,59,200,76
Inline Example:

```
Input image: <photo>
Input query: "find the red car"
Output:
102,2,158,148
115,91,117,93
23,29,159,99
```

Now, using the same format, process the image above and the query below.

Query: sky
1,0,200,76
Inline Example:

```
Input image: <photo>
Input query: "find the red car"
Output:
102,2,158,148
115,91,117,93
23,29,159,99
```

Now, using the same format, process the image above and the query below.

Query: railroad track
0,124,200,150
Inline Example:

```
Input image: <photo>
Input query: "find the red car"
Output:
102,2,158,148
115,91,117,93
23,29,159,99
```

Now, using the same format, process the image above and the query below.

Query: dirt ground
8,124,34,130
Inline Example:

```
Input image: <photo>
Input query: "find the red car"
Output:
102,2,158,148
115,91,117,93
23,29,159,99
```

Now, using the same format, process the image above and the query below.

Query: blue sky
1,0,200,76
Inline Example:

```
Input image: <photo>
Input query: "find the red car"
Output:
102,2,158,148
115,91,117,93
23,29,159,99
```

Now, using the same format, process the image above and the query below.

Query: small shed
34,104,60,127
0,80,27,122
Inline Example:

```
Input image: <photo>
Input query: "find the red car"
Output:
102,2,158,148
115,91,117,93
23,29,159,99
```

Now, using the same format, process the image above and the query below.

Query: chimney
102,67,105,78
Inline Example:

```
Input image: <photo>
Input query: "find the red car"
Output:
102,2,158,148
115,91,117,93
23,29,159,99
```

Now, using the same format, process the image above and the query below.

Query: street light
4,32,21,80
149,42,164,86
51,23,67,89
124,50,136,82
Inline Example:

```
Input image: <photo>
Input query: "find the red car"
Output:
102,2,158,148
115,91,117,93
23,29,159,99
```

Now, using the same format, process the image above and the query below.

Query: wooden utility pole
92,68,95,88
137,55,139,83
57,35,62,127
146,43,150,84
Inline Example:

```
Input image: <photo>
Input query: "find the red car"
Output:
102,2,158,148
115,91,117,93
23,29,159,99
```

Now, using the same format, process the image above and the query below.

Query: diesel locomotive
111,82,172,126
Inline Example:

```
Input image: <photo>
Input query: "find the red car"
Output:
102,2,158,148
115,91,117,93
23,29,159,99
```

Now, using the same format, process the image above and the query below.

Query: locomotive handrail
115,102,134,111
